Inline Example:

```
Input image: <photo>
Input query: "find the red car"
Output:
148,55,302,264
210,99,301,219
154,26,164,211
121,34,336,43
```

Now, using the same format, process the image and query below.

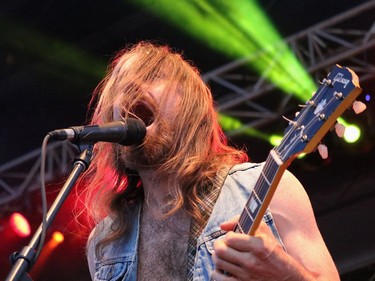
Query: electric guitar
233,64,363,235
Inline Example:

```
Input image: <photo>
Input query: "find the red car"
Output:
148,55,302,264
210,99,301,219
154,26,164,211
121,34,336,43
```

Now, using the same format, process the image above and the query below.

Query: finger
220,221,276,253
220,215,240,231
220,231,254,252
214,232,254,265
223,229,279,261
213,250,245,279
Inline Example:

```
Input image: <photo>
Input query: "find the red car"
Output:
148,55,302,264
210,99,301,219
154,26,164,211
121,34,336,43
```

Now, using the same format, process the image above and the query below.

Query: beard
113,119,175,172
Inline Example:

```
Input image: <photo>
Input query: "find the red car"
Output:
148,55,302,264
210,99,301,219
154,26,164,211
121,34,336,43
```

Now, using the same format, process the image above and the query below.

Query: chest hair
137,207,191,281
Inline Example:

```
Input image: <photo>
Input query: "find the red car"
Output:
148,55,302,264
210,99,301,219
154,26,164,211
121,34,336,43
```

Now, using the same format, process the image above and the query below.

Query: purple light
365,94,371,102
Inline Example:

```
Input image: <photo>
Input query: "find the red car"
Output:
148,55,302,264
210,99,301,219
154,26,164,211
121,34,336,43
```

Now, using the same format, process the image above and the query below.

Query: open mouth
130,102,155,126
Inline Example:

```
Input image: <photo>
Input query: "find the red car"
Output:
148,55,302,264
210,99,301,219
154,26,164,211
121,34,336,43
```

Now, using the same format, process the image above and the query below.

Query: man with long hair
84,42,339,280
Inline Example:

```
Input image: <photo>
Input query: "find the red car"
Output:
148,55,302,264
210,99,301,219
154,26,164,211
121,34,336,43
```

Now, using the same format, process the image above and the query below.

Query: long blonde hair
81,42,248,253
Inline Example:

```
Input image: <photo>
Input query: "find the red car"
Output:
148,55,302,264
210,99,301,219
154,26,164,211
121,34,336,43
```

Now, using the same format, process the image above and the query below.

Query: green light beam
0,17,107,80
130,0,316,100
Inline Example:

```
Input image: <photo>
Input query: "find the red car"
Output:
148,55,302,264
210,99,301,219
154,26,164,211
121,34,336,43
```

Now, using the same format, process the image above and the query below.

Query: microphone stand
5,145,94,281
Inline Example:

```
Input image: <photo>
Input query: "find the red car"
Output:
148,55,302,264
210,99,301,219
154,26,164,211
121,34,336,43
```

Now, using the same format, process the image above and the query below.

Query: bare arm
269,170,339,280
212,170,339,281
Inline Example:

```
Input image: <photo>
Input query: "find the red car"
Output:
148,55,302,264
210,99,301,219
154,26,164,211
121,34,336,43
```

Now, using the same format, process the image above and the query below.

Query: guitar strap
186,165,232,281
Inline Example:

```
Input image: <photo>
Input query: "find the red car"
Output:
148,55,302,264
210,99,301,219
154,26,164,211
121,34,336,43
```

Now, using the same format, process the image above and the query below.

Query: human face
113,77,180,172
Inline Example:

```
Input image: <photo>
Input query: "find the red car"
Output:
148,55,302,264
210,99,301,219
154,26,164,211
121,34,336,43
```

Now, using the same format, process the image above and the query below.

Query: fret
255,153,280,202
236,220,245,234
236,206,253,234
260,170,271,187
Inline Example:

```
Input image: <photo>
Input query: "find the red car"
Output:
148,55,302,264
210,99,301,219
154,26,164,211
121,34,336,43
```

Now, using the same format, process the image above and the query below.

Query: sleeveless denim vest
87,162,285,281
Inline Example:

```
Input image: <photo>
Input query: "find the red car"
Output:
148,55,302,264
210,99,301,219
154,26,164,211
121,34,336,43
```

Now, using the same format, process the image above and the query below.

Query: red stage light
52,231,64,244
9,212,31,237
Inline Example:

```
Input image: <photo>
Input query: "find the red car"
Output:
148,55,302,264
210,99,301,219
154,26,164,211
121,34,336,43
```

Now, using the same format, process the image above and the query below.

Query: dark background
1,1,375,280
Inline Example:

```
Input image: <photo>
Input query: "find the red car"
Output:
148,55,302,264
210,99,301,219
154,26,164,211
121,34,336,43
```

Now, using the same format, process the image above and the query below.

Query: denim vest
87,162,285,281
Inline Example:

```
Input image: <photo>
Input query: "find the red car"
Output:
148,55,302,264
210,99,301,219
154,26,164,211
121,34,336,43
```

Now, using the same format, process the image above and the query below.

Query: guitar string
279,89,342,162
277,83,327,152
275,81,330,161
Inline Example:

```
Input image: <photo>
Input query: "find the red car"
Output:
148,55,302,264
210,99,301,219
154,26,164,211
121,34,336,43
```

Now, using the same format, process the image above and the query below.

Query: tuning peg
335,123,346,138
352,100,367,114
282,116,297,126
318,144,328,159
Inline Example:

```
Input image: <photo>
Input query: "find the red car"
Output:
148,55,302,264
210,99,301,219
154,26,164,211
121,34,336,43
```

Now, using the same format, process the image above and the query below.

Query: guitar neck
234,151,289,235
233,64,362,236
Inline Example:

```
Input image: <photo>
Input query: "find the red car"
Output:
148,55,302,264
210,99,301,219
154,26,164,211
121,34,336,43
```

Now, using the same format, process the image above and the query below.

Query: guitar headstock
276,64,362,163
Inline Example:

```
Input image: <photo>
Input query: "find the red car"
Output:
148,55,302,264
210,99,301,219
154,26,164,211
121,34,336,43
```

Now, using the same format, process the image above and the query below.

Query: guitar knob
318,144,329,159
352,100,367,114
335,123,346,138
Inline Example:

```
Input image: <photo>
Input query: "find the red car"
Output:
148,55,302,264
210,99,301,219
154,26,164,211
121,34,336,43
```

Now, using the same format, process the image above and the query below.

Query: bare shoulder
270,168,322,242
271,170,313,221
269,170,340,280
269,170,319,247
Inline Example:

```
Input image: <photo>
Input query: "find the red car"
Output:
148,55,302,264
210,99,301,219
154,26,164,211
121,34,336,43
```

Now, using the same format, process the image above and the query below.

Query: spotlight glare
52,231,65,244
343,124,361,143
297,153,306,159
269,134,282,146
10,212,31,237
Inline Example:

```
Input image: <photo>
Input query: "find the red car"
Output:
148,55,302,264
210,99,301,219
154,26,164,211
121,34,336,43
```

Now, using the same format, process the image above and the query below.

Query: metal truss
1,1,374,209
203,1,375,136
0,142,78,208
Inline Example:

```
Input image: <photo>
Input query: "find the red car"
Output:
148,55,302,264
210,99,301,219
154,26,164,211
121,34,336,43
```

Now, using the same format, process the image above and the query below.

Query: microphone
48,118,146,145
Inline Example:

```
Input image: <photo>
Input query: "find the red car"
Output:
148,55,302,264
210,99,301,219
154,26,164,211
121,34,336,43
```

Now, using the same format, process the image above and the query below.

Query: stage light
29,230,65,279
9,212,31,238
52,231,65,244
337,117,362,144
343,124,361,144
219,113,270,141
269,134,282,147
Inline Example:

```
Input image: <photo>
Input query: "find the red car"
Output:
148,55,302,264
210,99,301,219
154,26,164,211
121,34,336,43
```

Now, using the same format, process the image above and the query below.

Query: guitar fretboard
234,152,284,235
